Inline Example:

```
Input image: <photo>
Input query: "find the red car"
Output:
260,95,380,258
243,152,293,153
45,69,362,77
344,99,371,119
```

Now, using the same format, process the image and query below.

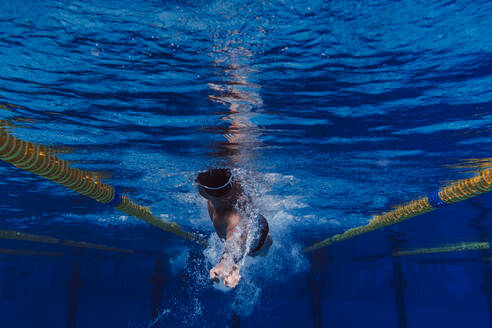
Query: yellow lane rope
393,241,490,257
304,167,492,253
0,228,136,254
0,128,206,246
0,229,59,244
340,241,491,262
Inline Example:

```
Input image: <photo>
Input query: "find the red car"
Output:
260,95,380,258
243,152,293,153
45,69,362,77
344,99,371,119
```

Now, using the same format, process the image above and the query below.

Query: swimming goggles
197,174,233,191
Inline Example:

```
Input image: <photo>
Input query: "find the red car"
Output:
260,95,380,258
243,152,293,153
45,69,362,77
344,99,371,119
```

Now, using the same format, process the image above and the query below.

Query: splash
201,169,309,315
149,170,309,327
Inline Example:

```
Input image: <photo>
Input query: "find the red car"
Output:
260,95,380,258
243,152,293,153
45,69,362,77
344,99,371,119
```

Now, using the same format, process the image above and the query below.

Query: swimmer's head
196,168,233,199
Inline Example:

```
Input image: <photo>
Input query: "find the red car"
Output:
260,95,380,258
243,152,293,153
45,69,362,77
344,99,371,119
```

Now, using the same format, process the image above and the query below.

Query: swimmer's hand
210,261,241,288
209,264,222,283
223,264,241,288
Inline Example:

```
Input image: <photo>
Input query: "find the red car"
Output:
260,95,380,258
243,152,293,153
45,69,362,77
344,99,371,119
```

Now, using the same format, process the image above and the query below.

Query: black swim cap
196,168,232,197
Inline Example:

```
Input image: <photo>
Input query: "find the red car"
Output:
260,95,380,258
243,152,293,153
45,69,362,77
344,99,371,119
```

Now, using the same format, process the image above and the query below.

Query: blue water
1,0,492,327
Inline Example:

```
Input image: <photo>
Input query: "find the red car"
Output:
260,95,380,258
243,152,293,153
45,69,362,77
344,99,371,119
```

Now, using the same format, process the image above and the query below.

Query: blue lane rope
107,189,123,208
427,192,447,208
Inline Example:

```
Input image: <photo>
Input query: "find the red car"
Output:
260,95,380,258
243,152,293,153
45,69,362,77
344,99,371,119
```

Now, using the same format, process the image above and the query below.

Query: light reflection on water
0,0,491,295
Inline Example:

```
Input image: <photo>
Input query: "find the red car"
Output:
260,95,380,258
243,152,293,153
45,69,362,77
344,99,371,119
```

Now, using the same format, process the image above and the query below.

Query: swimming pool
1,0,492,327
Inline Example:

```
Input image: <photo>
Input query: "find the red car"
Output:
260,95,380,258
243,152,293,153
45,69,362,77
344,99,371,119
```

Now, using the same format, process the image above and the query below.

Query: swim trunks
249,214,270,255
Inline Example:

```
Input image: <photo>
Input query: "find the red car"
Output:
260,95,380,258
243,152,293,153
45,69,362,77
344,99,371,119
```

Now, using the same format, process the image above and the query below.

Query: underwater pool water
1,0,492,327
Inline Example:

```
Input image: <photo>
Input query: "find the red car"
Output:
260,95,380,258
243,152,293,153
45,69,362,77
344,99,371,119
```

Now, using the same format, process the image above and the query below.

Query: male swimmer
196,168,273,288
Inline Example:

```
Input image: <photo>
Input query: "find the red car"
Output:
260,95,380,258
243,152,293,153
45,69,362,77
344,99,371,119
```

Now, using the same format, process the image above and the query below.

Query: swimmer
196,168,272,288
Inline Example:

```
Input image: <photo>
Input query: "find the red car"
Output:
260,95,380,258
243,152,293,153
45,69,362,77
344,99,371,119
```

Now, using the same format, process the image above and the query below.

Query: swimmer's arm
221,215,248,265
209,217,247,287
210,223,245,288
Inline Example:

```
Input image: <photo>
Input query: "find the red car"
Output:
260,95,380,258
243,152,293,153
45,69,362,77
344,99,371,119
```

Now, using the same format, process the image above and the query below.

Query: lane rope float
0,228,136,254
393,241,490,257
0,128,207,247
334,241,492,263
303,167,492,253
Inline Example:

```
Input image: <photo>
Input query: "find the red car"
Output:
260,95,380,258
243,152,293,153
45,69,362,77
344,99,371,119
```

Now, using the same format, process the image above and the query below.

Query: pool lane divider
303,167,492,253
392,241,490,257
0,228,137,254
0,129,206,247
336,241,492,263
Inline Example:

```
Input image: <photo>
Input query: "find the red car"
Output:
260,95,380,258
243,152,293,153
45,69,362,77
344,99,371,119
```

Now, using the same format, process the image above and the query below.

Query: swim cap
196,168,233,197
